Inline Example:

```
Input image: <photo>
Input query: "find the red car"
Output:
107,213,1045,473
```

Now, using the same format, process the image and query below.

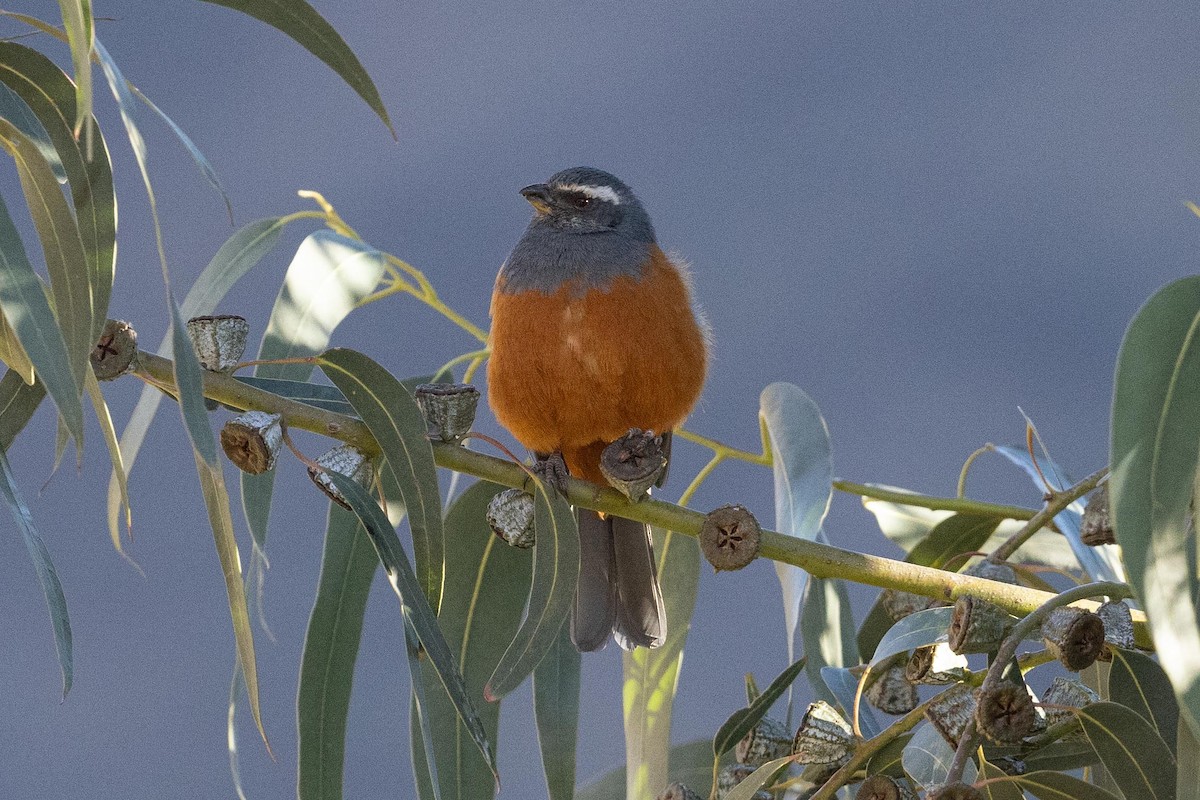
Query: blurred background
1,2,1196,797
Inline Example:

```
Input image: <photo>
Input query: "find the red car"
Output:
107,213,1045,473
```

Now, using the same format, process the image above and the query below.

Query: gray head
499,167,658,294
520,167,655,242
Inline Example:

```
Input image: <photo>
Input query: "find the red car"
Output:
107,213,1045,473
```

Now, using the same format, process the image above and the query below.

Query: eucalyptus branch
130,350,1150,647
942,580,1134,785
987,466,1108,563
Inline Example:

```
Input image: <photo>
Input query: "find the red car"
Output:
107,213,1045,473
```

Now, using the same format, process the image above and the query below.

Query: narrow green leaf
85,371,131,552
483,478,579,702
411,480,531,800
1001,770,1123,800
0,191,83,448
198,0,394,136
908,513,1004,567
0,40,118,345
1107,647,1179,752
0,447,71,696
109,216,288,540
170,296,218,465
296,502,377,800
1078,701,1175,800
0,82,64,180
1179,714,1200,800
978,752,1024,800
0,118,91,421
719,755,793,800
577,739,718,800
870,606,955,666
0,308,35,382
820,666,880,738
712,656,807,759
236,230,385,549
759,382,833,672
857,595,897,662
193,449,268,747
0,368,45,450
535,618,581,800
405,613,442,800
54,0,92,141
317,348,444,612
324,470,498,784
1016,738,1101,772
1111,275,1200,739
800,571,856,705
864,733,912,778
621,528,700,800
902,720,975,788
232,376,353,414
130,85,232,222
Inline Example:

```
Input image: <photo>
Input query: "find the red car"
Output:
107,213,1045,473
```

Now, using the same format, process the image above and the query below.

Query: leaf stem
987,467,1108,563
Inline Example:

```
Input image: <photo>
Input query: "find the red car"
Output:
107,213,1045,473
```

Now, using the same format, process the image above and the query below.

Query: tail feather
611,516,666,650
571,509,617,651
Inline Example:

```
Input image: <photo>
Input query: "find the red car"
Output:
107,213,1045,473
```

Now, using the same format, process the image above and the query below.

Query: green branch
131,350,1149,647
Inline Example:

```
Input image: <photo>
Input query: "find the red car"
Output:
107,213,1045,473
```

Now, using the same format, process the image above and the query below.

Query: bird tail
570,509,665,652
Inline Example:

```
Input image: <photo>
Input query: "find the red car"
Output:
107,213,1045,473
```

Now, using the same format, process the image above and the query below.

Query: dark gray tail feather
571,509,617,651
571,511,666,651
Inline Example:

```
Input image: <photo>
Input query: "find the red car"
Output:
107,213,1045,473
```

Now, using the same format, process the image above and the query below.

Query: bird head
520,167,655,241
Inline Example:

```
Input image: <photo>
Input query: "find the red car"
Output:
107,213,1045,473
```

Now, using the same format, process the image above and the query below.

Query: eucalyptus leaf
1078,701,1175,800
1179,714,1200,800
0,82,63,180
718,755,793,800
55,0,92,140
535,620,581,800
317,348,444,612
0,191,83,449
0,448,71,697
484,477,579,701
759,382,833,673
576,739,718,800
800,568,856,705
712,656,807,760
232,375,353,414
1002,770,1123,800
870,606,954,666
621,527,700,800
902,720,976,788
0,369,45,451
820,666,880,738
1110,275,1200,738
412,480,532,800
297,503,378,800
323,470,498,784
1107,647,1179,752
864,732,912,778
198,0,394,135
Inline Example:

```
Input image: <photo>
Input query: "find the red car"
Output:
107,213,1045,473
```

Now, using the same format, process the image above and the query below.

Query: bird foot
530,451,571,495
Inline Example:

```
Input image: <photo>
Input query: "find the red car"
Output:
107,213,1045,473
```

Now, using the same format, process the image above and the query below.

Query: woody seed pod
186,315,248,372
485,488,536,549
414,383,479,443
856,774,918,800
925,784,984,800
736,715,792,765
1080,484,1115,546
715,764,771,800
948,595,1010,654
1096,600,1135,658
1041,676,1099,727
963,559,1018,584
866,663,919,715
974,683,1037,745
700,505,761,571
656,783,703,800
91,319,138,380
906,643,969,685
308,444,374,509
220,411,283,474
791,700,855,764
1041,607,1106,671
925,683,977,747
880,588,937,621
600,428,667,502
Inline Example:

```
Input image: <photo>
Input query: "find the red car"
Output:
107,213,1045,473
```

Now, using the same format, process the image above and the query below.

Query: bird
487,167,709,651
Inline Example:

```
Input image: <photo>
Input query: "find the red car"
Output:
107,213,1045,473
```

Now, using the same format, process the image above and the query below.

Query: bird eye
566,193,591,209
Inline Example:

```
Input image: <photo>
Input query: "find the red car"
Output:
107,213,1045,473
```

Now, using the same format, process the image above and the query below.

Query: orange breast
487,245,708,483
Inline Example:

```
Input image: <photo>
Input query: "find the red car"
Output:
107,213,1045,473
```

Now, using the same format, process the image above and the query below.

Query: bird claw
530,451,571,495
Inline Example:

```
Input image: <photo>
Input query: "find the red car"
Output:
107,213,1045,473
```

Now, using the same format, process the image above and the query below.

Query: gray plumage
497,167,657,295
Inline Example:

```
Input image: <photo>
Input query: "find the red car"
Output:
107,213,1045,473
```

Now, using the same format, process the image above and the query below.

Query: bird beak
520,183,553,215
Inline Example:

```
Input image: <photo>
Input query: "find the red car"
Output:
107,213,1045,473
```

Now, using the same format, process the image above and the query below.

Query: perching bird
487,167,709,651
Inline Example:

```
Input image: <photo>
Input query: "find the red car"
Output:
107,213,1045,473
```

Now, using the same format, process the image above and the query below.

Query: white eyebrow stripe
557,183,622,205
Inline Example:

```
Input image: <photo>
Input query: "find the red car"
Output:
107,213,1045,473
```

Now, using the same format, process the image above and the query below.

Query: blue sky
1,2,1198,797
